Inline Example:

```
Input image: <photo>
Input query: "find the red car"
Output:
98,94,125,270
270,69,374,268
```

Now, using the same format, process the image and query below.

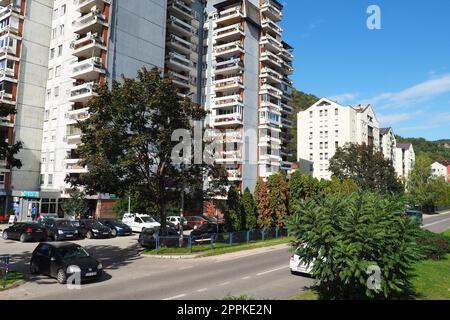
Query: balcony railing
72,11,107,34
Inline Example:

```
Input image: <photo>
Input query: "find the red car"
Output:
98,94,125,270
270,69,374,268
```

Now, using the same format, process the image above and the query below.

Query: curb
0,280,25,291
141,253,199,259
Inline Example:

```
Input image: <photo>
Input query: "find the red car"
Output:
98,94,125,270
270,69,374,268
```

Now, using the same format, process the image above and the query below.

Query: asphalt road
0,212,448,300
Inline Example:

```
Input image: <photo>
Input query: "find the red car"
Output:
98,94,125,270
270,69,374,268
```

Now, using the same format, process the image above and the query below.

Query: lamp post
179,163,185,248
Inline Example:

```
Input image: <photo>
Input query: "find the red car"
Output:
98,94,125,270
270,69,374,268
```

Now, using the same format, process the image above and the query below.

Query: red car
184,216,208,230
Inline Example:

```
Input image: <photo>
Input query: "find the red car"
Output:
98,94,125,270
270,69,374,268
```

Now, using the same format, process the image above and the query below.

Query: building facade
431,160,450,182
297,98,380,180
379,127,397,166
395,143,415,180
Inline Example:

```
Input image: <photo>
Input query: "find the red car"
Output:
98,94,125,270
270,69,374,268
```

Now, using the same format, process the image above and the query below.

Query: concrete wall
11,0,53,193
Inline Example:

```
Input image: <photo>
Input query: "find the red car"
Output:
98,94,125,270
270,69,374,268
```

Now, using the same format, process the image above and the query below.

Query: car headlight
92,229,99,233
58,230,64,235
97,263,103,270
67,265,81,274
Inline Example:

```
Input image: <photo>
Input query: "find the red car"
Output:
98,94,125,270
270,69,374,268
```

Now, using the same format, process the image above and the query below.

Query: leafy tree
224,186,241,232
72,67,228,234
407,155,450,213
329,143,403,194
267,172,289,227
286,191,422,300
288,171,321,206
255,177,271,229
241,188,257,230
60,189,89,219
0,104,23,169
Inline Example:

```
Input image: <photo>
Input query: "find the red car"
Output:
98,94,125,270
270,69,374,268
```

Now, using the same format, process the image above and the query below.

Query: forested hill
396,136,450,162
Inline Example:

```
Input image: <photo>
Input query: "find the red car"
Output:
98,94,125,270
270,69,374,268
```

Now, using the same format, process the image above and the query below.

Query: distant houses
431,160,450,182
296,97,415,180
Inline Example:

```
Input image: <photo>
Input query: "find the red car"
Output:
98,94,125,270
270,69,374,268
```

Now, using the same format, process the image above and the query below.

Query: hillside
396,136,450,162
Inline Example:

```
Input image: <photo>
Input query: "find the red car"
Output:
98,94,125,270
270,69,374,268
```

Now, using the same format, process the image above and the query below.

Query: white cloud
329,93,358,104
363,74,450,109
378,113,413,124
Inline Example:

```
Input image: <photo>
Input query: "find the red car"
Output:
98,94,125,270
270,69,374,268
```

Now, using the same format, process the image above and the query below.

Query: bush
286,191,422,300
416,229,450,260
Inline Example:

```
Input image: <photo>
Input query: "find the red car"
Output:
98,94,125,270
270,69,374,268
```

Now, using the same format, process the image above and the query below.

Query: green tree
255,177,271,229
224,186,241,232
329,143,403,194
286,191,422,300
407,155,450,213
60,189,89,219
72,67,228,234
0,104,23,169
267,172,289,227
241,188,257,230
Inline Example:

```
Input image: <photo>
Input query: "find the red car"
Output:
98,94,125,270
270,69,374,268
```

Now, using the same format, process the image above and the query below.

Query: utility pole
128,195,131,214
179,162,185,248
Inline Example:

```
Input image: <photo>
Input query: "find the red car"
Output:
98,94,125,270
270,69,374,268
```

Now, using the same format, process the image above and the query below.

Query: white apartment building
297,98,380,180
431,161,450,182
379,127,397,166
395,143,415,180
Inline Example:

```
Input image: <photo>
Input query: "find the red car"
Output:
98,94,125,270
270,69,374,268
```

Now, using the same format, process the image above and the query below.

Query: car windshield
58,246,90,260
56,220,73,227
140,216,156,223
90,221,105,228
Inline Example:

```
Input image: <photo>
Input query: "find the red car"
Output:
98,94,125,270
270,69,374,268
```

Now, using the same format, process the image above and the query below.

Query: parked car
72,220,112,239
44,219,80,241
2,222,48,242
30,242,103,284
122,213,160,233
98,219,132,237
166,216,187,230
289,252,314,276
190,223,225,240
405,210,423,225
138,227,179,249
184,216,208,230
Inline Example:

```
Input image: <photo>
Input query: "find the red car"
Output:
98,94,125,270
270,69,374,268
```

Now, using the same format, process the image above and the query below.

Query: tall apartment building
203,0,294,193
1,0,295,218
0,0,53,217
379,127,397,166
395,142,415,180
297,98,380,180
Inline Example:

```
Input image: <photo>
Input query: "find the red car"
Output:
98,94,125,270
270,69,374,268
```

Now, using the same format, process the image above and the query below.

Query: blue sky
280,0,450,140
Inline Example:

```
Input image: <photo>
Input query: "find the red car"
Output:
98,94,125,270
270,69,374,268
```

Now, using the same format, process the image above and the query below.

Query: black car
72,220,112,239
98,219,132,237
138,227,179,249
44,219,80,241
30,242,103,284
2,223,47,242
191,223,225,240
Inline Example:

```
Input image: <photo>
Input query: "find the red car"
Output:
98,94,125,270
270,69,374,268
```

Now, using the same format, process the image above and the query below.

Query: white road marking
180,266,193,270
163,294,186,300
242,276,251,280
219,282,230,286
197,288,208,293
423,218,450,227
256,266,287,276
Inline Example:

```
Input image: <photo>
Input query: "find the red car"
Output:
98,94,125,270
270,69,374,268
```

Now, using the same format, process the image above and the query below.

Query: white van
122,213,161,233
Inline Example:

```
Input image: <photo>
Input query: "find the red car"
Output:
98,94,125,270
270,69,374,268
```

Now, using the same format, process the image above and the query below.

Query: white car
122,213,160,233
166,216,184,229
290,245,314,275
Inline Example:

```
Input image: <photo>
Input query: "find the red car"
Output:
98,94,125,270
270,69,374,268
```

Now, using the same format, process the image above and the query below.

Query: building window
320,142,323,149
54,86,59,97
40,174,44,185
53,8,58,18
310,164,313,172
335,130,339,137
325,142,329,149
59,24,65,36
324,110,328,116
309,154,313,161
48,174,53,185
309,132,313,139
335,108,339,116
55,65,61,77
48,68,53,79
58,45,63,56
51,28,56,39
309,143,313,150
320,110,323,117
319,131,323,138
50,48,55,59
309,111,313,118
335,141,339,149
60,4,66,16
320,153,324,160
325,131,328,138
325,153,329,160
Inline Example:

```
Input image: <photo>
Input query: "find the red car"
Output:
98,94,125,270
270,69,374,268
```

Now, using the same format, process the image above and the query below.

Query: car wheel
86,231,93,239
19,233,27,243
2,231,8,240
111,229,117,237
141,227,146,233
56,269,67,284
30,260,39,275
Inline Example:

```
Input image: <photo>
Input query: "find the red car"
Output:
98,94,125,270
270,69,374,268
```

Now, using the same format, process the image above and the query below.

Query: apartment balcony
213,41,244,59
260,34,283,54
166,33,196,56
214,58,243,76
0,90,15,106
213,76,243,92
281,60,294,75
227,169,242,181
65,127,82,145
213,23,244,42
0,68,16,83
261,0,283,22
0,3,20,21
0,43,16,58
215,150,243,164
260,83,282,99
71,33,107,58
212,94,242,109
168,0,196,21
260,51,283,70
167,15,196,38
215,6,244,25
0,114,12,128
65,163,88,174
167,70,191,89
213,112,243,128
165,51,194,73
281,118,293,128
66,109,90,125
281,161,293,171
280,48,294,62
260,67,282,84
261,18,283,35
69,81,96,103
260,98,281,112
74,0,111,14
260,114,281,127
71,57,105,81
72,11,108,35
281,103,293,114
